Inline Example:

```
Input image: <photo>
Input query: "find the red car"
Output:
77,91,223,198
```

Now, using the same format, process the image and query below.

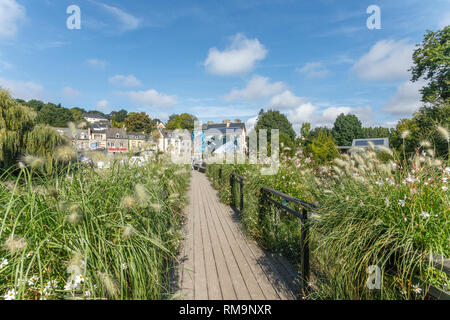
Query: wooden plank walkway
174,170,301,300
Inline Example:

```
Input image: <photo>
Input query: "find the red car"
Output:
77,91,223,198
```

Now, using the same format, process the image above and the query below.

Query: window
116,133,120,138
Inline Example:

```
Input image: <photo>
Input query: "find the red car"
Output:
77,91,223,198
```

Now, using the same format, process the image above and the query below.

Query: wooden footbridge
175,170,301,300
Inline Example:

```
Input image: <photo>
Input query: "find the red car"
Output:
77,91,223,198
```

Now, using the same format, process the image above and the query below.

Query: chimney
234,119,241,123
222,119,231,126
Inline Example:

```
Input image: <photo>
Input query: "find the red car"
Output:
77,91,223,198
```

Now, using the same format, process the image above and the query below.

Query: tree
332,113,363,146
0,88,67,172
165,113,197,130
255,109,296,142
410,26,450,103
111,109,128,123
36,103,75,127
311,130,339,164
70,107,86,123
124,112,154,134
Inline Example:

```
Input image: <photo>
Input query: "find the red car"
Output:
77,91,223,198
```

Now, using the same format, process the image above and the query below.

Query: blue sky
0,0,449,132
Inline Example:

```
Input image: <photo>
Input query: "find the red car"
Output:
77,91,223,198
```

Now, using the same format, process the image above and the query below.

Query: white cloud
100,3,140,31
96,99,109,111
224,75,285,101
296,62,329,78
109,74,142,87
0,0,25,38
62,86,81,100
382,81,425,117
126,89,177,108
266,90,306,109
353,39,414,81
204,33,267,76
87,59,108,69
0,77,43,101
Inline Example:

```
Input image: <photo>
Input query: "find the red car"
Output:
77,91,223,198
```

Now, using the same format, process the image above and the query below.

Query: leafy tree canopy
411,26,450,103
332,113,363,146
311,130,339,164
255,109,296,142
165,113,198,130
124,112,154,134
36,103,75,128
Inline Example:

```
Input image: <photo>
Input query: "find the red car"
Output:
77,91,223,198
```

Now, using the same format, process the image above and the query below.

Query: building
54,127,90,151
338,138,390,154
128,132,148,152
83,112,108,124
106,128,129,154
160,130,192,155
201,119,247,155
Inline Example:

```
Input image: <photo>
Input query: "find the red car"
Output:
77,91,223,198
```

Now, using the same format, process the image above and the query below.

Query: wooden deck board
176,170,300,300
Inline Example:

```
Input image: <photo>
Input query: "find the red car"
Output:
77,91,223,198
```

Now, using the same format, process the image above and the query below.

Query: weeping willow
0,88,68,173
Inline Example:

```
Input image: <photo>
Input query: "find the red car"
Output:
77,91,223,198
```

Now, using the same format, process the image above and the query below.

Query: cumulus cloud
126,89,177,108
353,39,414,81
296,62,329,78
62,86,81,100
0,0,25,38
266,90,306,109
224,75,285,101
87,58,108,69
109,74,142,87
204,33,267,76
0,77,43,101
99,3,140,31
382,81,425,117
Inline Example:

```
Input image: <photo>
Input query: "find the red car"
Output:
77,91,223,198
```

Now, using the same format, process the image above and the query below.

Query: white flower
420,211,431,219
376,180,384,186
26,251,33,258
445,167,450,173
84,290,91,297
4,289,16,300
0,258,8,269
442,186,448,191
121,263,128,270
385,198,390,207
412,284,422,294
28,275,38,286
443,177,448,183
398,200,406,207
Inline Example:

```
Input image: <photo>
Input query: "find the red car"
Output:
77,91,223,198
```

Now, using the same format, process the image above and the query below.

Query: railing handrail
261,186,317,211
230,172,246,181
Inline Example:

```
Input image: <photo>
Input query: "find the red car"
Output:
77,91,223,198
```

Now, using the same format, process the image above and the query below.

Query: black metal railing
260,186,317,293
230,173,245,212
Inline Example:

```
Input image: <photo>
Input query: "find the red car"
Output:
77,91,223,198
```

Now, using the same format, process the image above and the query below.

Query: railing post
219,167,222,180
239,180,244,212
230,174,234,206
301,207,310,294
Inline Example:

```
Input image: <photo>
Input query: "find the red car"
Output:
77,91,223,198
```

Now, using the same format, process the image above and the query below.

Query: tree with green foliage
36,103,75,127
311,130,339,164
361,127,393,139
0,88,67,172
70,107,86,123
410,26,449,103
255,109,296,142
332,113,363,147
165,113,197,130
111,109,128,123
124,112,154,134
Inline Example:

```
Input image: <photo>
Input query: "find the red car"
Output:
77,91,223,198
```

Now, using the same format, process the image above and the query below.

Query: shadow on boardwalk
173,170,301,300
